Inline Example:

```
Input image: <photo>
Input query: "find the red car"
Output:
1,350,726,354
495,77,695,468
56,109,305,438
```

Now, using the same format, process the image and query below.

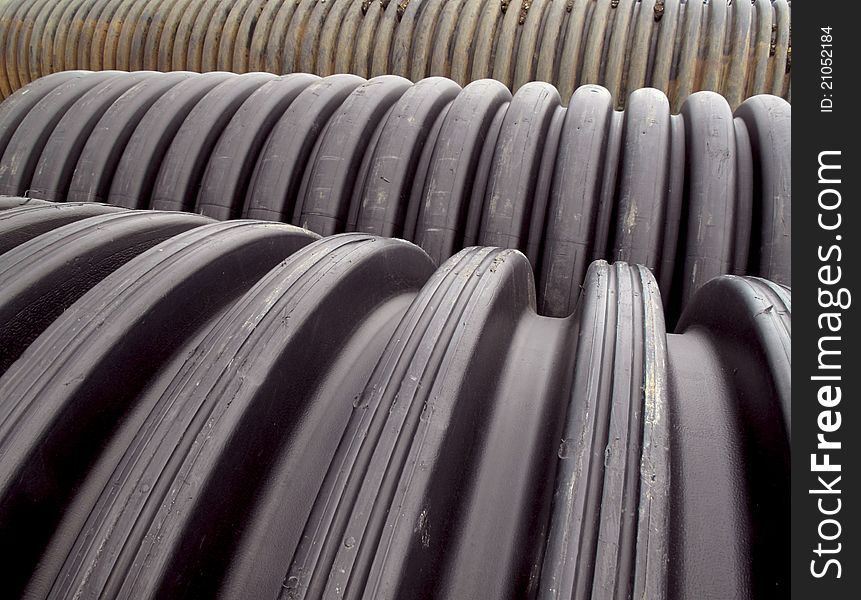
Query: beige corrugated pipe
0,0,791,109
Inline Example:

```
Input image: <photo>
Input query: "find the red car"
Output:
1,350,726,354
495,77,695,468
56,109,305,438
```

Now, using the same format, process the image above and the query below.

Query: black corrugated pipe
0,201,790,599
0,70,791,318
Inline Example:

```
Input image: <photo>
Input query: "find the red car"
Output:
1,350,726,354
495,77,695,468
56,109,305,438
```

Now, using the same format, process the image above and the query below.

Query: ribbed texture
0,207,790,598
0,0,791,109
0,70,791,316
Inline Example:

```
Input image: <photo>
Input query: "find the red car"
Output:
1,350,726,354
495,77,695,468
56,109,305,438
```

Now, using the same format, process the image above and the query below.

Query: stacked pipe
0,70,790,318
0,0,792,595
0,201,790,598
0,0,791,109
